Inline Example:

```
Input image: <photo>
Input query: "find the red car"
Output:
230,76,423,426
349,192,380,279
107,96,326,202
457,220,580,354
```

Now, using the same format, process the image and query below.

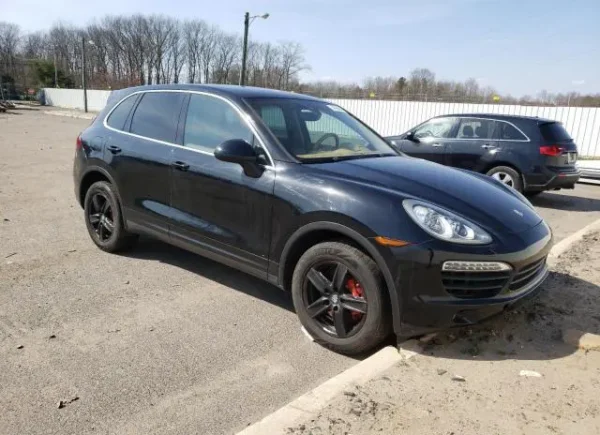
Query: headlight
403,199,492,244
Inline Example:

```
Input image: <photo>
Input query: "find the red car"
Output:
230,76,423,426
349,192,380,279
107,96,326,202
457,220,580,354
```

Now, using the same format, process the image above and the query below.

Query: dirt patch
289,233,600,435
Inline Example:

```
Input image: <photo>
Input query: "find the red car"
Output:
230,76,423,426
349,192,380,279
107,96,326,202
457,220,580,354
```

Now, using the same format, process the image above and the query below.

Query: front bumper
387,220,553,337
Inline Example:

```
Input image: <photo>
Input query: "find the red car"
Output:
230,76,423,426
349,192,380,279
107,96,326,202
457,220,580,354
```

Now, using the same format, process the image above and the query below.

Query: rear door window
457,118,496,139
106,94,138,130
130,92,185,143
540,122,572,142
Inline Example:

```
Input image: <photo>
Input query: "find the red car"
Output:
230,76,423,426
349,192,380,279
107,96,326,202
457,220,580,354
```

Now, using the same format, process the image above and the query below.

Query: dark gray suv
387,114,580,195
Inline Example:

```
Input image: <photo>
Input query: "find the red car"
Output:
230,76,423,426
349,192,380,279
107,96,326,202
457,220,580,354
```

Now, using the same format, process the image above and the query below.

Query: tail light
539,145,563,156
76,135,83,150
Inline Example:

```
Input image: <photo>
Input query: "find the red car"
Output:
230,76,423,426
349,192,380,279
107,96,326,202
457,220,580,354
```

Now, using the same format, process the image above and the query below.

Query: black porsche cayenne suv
74,85,552,354
386,114,580,195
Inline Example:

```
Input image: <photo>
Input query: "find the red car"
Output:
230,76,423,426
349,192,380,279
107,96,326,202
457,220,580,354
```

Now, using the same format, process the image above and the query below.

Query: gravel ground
1,110,600,435
289,232,600,435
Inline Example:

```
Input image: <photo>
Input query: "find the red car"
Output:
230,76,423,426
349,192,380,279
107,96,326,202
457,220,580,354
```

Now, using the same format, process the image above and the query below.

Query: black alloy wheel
303,261,368,338
88,192,115,242
291,241,390,355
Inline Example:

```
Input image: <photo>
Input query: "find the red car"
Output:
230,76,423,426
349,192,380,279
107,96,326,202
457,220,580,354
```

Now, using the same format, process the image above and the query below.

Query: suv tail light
539,145,563,156
76,135,83,150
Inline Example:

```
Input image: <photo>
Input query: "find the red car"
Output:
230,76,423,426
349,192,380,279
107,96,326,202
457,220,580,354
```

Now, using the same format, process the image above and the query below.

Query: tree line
1,17,599,107
0,16,308,94
300,68,600,107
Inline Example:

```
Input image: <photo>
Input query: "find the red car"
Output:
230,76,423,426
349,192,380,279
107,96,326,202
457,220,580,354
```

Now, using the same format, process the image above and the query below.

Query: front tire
84,181,137,252
291,242,391,355
486,166,523,193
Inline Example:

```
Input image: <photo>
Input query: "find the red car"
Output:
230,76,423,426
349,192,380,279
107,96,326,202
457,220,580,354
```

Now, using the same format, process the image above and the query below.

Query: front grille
442,270,511,299
509,257,546,291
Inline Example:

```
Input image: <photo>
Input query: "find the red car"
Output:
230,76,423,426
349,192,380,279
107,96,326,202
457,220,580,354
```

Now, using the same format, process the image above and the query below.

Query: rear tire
486,166,523,193
291,242,391,355
84,181,137,253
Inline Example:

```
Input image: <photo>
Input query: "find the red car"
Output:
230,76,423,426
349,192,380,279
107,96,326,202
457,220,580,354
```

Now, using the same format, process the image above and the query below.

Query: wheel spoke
307,268,331,294
306,296,329,318
92,195,102,212
89,213,101,226
332,263,348,291
103,218,115,234
101,198,110,214
333,309,347,338
98,221,105,239
340,294,367,314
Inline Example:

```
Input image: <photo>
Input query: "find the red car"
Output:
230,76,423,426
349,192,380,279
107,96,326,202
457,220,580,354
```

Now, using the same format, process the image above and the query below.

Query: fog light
442,261,512,272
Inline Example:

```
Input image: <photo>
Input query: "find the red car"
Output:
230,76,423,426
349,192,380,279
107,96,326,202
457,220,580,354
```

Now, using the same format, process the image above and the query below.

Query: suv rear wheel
486,166,523,193
84,181,138,252
291,241,390,355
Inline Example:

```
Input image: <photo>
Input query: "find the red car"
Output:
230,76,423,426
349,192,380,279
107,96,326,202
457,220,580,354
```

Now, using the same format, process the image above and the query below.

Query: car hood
311,156,542,234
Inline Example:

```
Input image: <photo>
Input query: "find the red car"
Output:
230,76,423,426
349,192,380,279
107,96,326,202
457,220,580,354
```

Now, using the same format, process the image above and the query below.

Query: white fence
329,99,600,157
42,88,600,157
43,88,112,112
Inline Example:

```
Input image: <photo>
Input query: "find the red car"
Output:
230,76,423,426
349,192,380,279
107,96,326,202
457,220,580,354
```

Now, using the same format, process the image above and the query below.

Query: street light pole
239,12,269,87
81,36,88,113
240,12,250,86
54,52,59,88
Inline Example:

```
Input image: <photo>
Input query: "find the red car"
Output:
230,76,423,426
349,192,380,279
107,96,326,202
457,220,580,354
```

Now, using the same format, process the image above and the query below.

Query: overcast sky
2,0,598,96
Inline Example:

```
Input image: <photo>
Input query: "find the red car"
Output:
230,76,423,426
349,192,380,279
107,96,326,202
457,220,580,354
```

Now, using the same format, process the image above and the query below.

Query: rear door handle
107,145,122,154
431,143,444,147
481,144,496,150
172,161,190,171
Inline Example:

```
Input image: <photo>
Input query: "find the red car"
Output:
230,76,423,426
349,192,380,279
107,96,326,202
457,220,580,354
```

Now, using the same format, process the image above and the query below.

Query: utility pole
54,51,59,88
240,12,250,86
81,36,88,113
239,12,269,86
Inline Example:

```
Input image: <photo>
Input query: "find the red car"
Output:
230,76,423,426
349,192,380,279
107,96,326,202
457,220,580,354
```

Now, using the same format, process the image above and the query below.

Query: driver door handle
431,143,444,147
481,144,496,149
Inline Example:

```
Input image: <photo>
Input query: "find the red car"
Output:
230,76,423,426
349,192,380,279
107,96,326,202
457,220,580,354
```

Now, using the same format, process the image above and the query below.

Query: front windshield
246,97,398,162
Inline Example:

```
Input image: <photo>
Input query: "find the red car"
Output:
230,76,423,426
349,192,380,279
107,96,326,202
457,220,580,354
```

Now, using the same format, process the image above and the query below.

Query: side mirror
214,139,263,177
406,131,419,142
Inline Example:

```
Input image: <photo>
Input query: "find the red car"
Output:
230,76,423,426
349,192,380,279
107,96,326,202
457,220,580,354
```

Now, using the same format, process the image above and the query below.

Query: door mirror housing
214,139,263,177
406,131,419,143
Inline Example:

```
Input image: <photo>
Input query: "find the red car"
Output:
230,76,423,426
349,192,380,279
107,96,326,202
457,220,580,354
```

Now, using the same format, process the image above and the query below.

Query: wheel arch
78,166,120,207
278,221,402,335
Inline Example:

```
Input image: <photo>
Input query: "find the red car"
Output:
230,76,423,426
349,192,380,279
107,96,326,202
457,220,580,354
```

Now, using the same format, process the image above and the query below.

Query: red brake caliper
345,278,364,321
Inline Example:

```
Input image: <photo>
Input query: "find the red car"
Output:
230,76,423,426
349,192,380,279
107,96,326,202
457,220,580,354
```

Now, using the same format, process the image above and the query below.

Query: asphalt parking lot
1,109,600,435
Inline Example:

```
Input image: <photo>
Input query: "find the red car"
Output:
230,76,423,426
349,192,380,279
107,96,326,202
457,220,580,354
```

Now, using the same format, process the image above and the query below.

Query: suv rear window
539,122,572,142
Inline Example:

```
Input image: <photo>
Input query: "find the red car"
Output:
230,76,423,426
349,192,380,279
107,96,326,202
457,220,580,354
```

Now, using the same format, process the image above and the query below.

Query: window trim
449,117,530,142
103,89,275,168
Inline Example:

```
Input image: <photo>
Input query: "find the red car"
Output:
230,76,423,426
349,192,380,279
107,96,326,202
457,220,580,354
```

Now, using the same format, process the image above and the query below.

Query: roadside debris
49,335,56,339
419,333,438,344
57,396,79,409
452,375,466,382
5,252,17,258
437,369,447,375
519,370,542,378
563,328,600,351
16,345,24,349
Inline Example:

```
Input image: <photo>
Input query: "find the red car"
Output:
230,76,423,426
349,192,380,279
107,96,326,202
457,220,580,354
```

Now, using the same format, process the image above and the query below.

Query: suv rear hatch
538,121,578,169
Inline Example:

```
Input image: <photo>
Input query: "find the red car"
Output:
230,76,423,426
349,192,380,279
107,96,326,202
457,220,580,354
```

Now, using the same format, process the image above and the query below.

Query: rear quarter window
539,122,572,142
106,94,138,130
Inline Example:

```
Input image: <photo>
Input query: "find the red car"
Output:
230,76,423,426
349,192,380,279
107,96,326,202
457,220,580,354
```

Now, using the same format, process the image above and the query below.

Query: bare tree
278,41,308,90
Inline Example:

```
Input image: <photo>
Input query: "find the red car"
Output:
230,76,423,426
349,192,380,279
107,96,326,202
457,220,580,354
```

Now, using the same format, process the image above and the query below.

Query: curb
238,217,600,435
43,110,96,120
236,346,403,435
547,216,600,266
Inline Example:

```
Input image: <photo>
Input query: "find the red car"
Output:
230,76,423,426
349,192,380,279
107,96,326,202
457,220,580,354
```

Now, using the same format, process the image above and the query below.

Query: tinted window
106,94,138,130
413,117,456,139
248,98,396,161
457,118,496,139
497,122,528,141
184,94,253,153
130,92,184,143
540,122,572,142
